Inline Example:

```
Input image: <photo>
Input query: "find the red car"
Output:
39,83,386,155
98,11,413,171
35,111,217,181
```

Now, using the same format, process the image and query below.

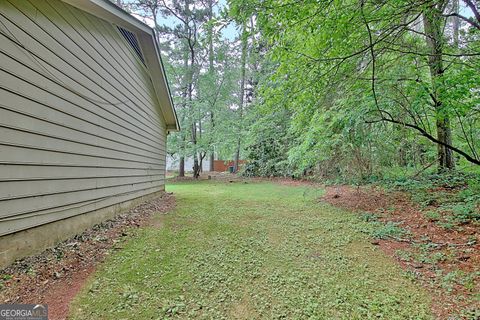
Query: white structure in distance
166,155,211,172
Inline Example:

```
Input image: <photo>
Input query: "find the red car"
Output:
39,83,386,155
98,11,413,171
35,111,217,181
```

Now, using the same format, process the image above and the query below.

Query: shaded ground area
70,181,431,319
0,193,175,320
322,185,479,319
168,171,245,183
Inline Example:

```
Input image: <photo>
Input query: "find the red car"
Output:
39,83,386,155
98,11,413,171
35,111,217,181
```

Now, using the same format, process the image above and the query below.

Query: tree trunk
423,5,455,172
234,139,241,173
209,152,214,172
185,0,199,179
452,0,459,46
234,23,248,173
192,116,199,178
193,155,200,178
179,156,185,177
207,0,215,173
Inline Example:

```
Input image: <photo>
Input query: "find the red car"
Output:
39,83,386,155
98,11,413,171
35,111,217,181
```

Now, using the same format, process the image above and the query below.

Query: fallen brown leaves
322,185,479,320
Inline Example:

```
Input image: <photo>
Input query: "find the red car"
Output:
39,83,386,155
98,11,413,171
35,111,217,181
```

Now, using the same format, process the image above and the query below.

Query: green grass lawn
70,181,432,319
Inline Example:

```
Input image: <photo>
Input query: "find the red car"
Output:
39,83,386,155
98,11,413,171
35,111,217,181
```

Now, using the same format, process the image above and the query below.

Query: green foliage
227,0,480,180
357,211,409,240
449,203,480,223
414,243,449,265
242,106,293,177
137,0,480,180
395,250,413,262
434,270,480,294
370,222,409,240
130,0,252,173
1,274,12,281
384,171,480,225
359,212,379,223
424,210,441,222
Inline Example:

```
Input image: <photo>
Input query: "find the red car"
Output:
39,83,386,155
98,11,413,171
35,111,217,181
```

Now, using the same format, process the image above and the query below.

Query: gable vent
117,26,145,65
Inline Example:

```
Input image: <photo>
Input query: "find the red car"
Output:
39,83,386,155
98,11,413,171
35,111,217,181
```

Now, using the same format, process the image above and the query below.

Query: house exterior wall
0,0,167,246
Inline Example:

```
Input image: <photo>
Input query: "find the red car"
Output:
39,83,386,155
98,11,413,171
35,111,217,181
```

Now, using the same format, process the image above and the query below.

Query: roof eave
61,0,179,132
150,29,180,132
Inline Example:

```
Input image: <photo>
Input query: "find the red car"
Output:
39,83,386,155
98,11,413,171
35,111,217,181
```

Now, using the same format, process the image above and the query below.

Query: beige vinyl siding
0,0,167,236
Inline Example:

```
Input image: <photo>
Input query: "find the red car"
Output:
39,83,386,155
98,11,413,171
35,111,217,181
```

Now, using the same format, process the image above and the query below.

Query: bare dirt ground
322,185,479,319
0,193,175,320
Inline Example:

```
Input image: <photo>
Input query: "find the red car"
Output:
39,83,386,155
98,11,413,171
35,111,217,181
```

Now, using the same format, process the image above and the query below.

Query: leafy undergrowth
384,172,480,227
323,175,480,320
70,181,431,319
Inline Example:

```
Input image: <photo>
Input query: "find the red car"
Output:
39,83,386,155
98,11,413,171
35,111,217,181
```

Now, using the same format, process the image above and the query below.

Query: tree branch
462,0,480,26
443,12,480,30
366,116,480,165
